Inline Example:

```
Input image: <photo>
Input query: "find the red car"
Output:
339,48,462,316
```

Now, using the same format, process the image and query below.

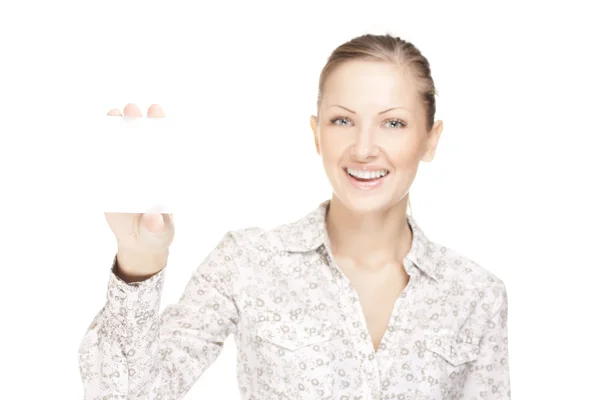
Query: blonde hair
316,33,438,132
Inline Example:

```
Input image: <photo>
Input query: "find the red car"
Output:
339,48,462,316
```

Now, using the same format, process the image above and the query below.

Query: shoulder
433,240,507,298
220,225,288,256
425,240,510,323
223,204,325,255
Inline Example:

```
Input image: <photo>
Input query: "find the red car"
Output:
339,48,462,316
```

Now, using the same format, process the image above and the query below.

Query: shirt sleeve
462,282,511,399
78,231,242,399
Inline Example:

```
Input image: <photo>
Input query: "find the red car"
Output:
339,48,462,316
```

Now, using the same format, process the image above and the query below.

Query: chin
334,192,395,215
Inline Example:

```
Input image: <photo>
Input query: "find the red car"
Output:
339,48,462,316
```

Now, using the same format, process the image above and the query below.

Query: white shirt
79,200,511,399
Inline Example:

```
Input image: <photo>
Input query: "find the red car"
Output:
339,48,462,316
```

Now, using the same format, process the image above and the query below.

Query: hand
104,103,175,282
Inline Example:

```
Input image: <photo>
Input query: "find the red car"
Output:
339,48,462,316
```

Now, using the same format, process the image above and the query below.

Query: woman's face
311,60,443,214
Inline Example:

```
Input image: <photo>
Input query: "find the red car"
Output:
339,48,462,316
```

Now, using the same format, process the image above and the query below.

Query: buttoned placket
319,240,424,400
376,261,421,397
319,243,382,399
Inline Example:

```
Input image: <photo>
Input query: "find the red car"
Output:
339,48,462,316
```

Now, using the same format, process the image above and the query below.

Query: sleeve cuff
106,254,166,329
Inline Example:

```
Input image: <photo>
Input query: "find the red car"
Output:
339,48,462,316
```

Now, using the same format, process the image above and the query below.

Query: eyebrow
328,105,409,115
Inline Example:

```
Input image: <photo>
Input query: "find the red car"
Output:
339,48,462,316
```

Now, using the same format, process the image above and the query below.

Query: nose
350,125,380,160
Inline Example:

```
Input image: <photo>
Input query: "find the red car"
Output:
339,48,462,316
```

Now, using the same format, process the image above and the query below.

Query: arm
78,232,241,399
462,283,511,399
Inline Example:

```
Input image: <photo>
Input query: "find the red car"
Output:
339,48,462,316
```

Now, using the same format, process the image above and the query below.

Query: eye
329,116,354,127
383,118,407,129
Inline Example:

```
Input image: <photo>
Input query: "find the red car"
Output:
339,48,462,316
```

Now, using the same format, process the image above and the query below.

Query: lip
343,166,390,191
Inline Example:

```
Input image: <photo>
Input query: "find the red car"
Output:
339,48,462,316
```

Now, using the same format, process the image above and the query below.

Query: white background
1,1,599,398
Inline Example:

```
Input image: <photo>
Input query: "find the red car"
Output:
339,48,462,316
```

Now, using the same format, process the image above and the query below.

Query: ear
422,120,443,162
310,115,320,155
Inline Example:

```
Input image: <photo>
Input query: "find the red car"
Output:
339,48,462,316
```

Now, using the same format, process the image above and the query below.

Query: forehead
322,60,420,112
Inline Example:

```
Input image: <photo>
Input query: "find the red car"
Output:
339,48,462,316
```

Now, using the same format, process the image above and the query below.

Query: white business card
83,116,187,214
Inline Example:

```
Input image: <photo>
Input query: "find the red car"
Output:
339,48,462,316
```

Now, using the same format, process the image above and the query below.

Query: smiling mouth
344,167,389,182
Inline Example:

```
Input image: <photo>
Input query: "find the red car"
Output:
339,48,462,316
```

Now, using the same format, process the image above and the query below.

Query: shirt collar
275,200,441,282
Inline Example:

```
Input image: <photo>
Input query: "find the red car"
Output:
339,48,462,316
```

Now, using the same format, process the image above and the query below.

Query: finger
140,212,165,233
147,104,166,118
107,108,123,116
123,103,143,118
162,213,174,228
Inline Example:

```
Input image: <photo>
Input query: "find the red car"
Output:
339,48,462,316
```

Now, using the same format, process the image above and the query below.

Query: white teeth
346,168,389,179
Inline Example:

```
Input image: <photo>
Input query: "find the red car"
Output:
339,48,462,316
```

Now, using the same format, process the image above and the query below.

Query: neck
326,196,413,268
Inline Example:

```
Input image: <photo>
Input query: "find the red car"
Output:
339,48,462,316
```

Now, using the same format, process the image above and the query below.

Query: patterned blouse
79,200,511,399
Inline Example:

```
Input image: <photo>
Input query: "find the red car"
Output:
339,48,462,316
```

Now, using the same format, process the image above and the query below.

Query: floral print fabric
79,200,511,399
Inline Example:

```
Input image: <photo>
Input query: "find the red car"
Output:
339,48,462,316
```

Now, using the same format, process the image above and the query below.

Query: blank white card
82,116,193,214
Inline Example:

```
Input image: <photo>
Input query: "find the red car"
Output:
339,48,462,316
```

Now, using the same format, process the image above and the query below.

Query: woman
79,34,511,399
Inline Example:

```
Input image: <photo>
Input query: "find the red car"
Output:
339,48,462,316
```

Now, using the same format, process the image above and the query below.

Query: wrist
115,248,169,283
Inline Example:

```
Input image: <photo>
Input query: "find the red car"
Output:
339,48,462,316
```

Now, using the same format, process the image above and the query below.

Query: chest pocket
418,330,480,397
424,331,480,366
253,317,335,399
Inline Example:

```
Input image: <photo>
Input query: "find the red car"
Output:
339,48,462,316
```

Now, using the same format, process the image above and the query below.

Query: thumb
140,212,165,233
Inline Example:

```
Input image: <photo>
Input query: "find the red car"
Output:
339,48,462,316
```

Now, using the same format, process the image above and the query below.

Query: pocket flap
424,331,480,366
255,319,334,351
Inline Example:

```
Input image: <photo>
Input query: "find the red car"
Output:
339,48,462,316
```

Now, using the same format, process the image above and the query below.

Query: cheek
389,147,421,169
384,135,424,168
319,132,348,161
